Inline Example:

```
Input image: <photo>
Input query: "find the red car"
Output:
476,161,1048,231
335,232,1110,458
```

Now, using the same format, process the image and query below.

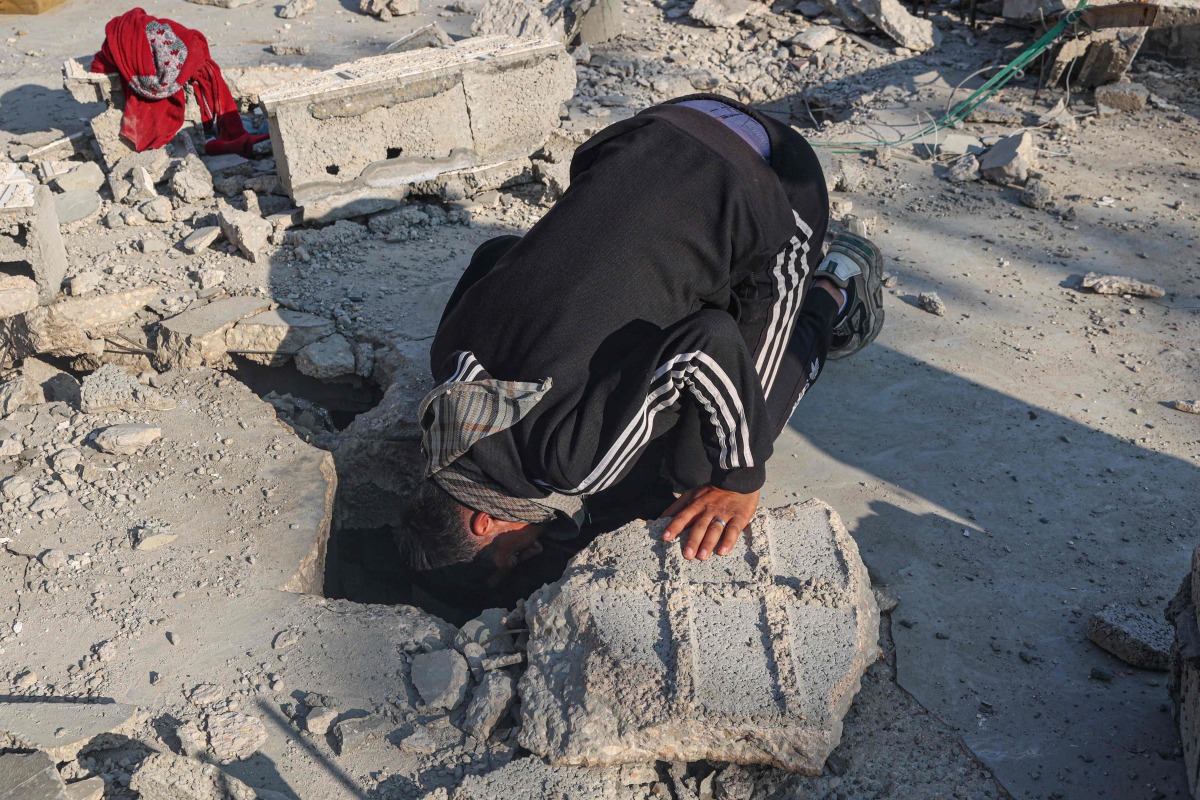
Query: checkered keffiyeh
419,351,583,525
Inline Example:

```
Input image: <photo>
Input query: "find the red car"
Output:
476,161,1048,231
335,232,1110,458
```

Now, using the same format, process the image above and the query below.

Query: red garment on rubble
90,8,268,156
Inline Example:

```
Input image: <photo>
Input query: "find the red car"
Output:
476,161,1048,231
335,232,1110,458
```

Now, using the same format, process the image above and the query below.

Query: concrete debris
689,0,756,28
108,149,171,205
965,101,1024,126
0,273,38,318
49,162,104,193
183,226,223,254
577,0,625,45
854,0,940,51
519,502,879,772
1080,272,1165,299
1087,603,1172,671
463,670,518,740
140,196,174,224
412,647,472,711
63,777,104,800
1019,179,1054,210
295,333,357,380
11,286,157,361
979,131,1036,185
303,706,339,735
1174,399,1200,415
1047,29,1146,91
918,291,947,316
0,700,139,761
279,0,316,17
944,154,980,183
451,753,621,799
332,714,394,755
790,25,840,50
53,191,102,226
223,67,321,112
217,204,272,262
134,524,178,551
473,0,563,39
1095,81,1149,114
92,423,162,455
817,0,872,32
257,36,575,222
0,171,68,304
360,0,418,19
129,751,259,800
204,710,270,762
226,309,336,366
80,364,175,413
457,608,518,656
385,22,454,54
155,295,273,370
171,154,216,204
0,750,68,800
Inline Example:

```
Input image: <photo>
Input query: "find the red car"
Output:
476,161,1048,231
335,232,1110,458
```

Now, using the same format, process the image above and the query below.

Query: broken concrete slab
258,36,575,222
80,364,176,413
0,750,68,800
689,0,755,28
789,25,840,50
53,190,102,225
63,777,103,800
295,333,357,380
1088,603,1172,670
1048,28,1146,90
463,670,517,740
62,57,121,106
577,0,624,44
519,501,880,773
0,700,140,761
11,286,158,361
170,154,215,203
49,161,104,194
0,171,68,304
854,0,940,51
225,308,336,366
411,158,533,202
155,296,273,370
92,423,161,455
182,226,222,254
979,131,1036,185
412,647,472,710
217,204,272,262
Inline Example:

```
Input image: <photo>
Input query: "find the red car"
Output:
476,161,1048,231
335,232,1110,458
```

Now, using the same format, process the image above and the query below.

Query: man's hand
661,485,760,560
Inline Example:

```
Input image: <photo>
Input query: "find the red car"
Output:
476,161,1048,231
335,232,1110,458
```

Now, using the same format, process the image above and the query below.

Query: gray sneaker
815,231,885,360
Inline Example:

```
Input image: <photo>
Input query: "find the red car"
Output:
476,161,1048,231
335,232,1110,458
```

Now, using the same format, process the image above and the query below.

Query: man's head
396,478,547,587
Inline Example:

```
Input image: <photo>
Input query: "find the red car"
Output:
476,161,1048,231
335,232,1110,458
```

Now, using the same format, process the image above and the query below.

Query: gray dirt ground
2,0,1200,798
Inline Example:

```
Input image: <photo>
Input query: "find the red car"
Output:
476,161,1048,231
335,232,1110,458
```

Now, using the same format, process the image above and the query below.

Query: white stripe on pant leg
754,210,813,390
691,353,754,468
761,236,813,398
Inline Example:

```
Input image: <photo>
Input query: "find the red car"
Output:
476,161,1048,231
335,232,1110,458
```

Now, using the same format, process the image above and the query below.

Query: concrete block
519,500,880,773
0,274,38,318
155,296,273,370
295,333,357,380
1088,603,1172,670
225,308,336,365
218,204,272,262
1048,28,1146,90
577,0,624,44
0,170,68,305
62,57,121,106
0,751,68,800
979,131,1037,185
15,286,157,360
259,36,575,222
88,108,136,171
1095,81,1149,113
0,700,139,761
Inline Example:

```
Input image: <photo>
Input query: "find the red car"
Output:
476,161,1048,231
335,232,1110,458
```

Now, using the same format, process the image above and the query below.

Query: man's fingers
715,517,748,556
682,512,714,559
663,504,698,542
661,493,692,522
695,518,728,561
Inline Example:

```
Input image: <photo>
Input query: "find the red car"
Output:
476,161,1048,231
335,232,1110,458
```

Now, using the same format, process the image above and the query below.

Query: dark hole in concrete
1,258,36,281
386,146,403,159
228,356,381,431
325,164,340,176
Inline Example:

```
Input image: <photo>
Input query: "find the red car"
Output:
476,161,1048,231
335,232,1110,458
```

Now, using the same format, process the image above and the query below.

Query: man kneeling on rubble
396,95,885,607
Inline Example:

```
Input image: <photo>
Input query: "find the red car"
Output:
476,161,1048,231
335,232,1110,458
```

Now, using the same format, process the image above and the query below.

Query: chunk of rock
462,670,517,741
303,706,338,735
1020,179,1054,210
170,154,215,203
182,226,222,254
979,132,1036,185
130,752,258,800
689,0,754,28
92,423,161,455
789,25,839,50
63,776,104,800
411,648,471,711
457,608,517,656
218,204,272,262
295,334,356,380
385,22,454,53
1087,603,1172,671
1079,272,1165,299
204,710,269,763
0,274,39,318
918,291,947,316
1095,82,1148,114
49,161,104,193
519,501,880,772
1174,399,1200,415
279,0,315,15
65,271,102,297
0,750,68,800
332,714,394,755
155,296,272,370
226,309,336,366
940,154,979,183
360,0,418,18
0,373,44,414
80,364,176,413
854,0,940,51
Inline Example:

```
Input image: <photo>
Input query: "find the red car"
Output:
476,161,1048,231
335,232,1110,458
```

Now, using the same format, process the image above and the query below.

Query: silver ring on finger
711,518,728,528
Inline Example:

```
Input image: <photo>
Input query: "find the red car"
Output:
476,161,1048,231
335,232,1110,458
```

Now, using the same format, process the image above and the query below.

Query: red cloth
90,8,268,157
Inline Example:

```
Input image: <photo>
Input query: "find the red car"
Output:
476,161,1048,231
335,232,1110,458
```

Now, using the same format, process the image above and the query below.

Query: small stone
398,725,441,755
182,226,222,254
188,683,225,705
295,334,356,380
1079,272,1165,299
689,0,754,28
945,154,980,183
140,196,174,223
134,524,178,551
279,0,316,16
918,291,947,316
979,131,1037,185
14,670,37,689
218,203,272,262
1,475,33,500
272,628,301,650
92,424,161,455
65,271,102,297
1020,179,1054,210
38,549,67,570
789,25,839,50
303,706,338,735
170,154,214,203
1173,399,1200,415
1087,603,1172,671
197,268,225,290
410,648,471,711
0,274,39,317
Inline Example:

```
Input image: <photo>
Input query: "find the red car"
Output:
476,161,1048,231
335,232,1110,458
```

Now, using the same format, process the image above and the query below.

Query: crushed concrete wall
258,35,576,222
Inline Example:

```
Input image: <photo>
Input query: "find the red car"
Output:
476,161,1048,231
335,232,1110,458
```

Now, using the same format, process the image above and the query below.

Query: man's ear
468,511,525,539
